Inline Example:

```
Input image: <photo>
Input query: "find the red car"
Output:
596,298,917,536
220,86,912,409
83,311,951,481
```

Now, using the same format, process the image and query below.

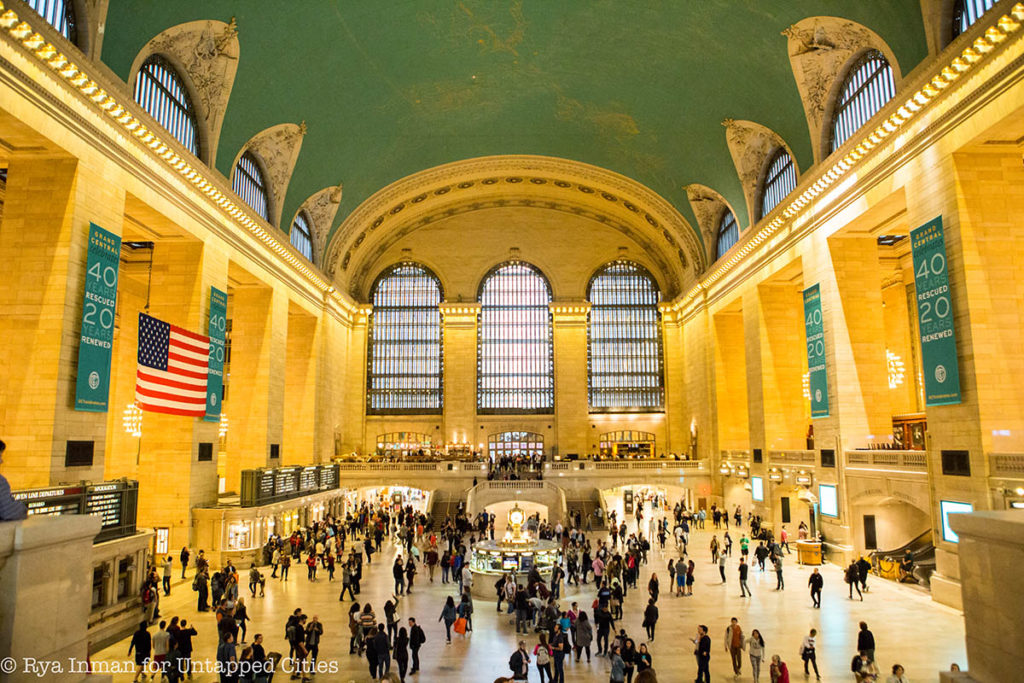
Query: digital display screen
819,484,838,517
940,500,973,543
502,558,518,570
751,476,764,501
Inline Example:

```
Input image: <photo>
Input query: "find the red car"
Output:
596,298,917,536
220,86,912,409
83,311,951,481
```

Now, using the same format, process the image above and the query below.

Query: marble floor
94,518,966,682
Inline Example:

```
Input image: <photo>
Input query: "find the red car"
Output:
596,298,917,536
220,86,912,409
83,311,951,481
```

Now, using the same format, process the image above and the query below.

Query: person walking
304,615,323,668
179,546,191,580
642,598,659,642
372,623,392,679
857,555,872,593
718,553,727,584
194,566,209,612
799,628,820,680
234,597,250,643
393,627,410,682
774,554,784,590
595,607,615,656
747,629,766,683
408,618,425,675
347,603,361,655
533,632,553,683
846,561,863,600
574,611,593,663
693,624,711,683
738,558,752,597
439,595,457,644
128,621,151,683
857,621,876,662
725,617,744,676
808,568,823,608
393,557,406,596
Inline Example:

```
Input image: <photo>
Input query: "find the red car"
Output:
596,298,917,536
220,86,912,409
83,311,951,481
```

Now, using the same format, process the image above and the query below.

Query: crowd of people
121,492,936,683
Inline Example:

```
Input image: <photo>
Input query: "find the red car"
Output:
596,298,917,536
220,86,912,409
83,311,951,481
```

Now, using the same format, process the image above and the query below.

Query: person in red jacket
770,654,790,683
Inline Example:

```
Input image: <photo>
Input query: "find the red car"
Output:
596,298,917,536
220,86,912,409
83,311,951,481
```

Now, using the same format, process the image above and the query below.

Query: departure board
299,466,319,492
11,481,138,543
239,464,341,507
275,468,299,497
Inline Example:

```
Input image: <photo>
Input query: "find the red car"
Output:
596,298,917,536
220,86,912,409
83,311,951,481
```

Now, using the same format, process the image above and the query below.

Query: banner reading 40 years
911,217,961,406
74,223,121,412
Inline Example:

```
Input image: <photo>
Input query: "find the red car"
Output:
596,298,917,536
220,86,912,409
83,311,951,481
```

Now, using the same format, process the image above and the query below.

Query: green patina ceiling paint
100,1,928,251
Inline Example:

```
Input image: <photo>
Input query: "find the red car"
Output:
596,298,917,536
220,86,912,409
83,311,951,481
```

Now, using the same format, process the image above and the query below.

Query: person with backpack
533,632,553,682
846,561,863,600
510,640,531,681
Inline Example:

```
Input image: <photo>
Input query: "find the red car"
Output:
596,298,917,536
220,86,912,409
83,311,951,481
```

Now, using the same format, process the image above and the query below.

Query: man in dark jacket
128,622,151,681
372,623,391,678
857,621,875,661
808,568,824,608
408,617,426,674
694,624,711,683
856,556,872,592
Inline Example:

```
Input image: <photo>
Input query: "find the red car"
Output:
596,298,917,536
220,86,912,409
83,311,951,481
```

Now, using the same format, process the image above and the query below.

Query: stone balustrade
845,449,928,472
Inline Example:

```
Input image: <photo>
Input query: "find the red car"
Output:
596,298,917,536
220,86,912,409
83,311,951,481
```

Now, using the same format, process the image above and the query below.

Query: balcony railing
844,450,928,473
990,453,1024,477
768,450,816,464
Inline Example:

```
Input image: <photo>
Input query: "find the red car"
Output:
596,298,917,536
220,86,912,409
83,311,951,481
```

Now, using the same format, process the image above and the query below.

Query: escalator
869,529,935,587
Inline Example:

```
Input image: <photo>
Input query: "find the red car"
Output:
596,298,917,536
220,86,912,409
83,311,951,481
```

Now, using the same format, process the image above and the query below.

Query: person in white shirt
151,620,170,680
799,628,820,680
886,664,909,683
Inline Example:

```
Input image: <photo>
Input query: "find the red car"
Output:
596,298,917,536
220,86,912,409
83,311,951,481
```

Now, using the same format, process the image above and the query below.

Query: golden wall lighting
122,402,143,437
219,413,229,439
887,350,906,389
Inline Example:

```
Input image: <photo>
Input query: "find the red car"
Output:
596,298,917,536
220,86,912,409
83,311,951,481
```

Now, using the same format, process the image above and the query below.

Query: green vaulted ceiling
100,1,928,251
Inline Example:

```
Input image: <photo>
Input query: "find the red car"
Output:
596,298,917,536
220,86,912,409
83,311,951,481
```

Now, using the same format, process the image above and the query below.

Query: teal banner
911,217,961,406
74,223,121,412
204,286,228,422
803,283,829,419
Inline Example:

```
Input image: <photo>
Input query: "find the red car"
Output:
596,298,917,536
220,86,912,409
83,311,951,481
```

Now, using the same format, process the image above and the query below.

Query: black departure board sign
11,480,138,543
240,464,340,507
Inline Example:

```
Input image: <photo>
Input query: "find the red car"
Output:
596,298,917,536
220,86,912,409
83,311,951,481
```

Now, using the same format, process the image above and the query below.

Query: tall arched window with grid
715,209,739,261
587,261,664,412
133,55,200,158
759,148,797,221
24,0,77,44
232,151,271,222
829,50,896,153
952,0,997,39
367,263,444,414
290,211,314,262
477,262,554,413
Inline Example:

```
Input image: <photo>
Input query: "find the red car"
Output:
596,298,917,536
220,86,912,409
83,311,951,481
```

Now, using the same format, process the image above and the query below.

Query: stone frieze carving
235,122,306,228
295,183,343,266
721,119,795,224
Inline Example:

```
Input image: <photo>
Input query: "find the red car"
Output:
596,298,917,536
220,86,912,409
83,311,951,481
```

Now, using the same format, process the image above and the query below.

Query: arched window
290,211,314,261
25,0,77,43
133,55,200,157
952,0,996,39
830,50,896,153
587,261,664,411
488,431,544,461
759,148,797,220
715,209,739,260
233,151,271,222
367,263,444,414
478,262,554,413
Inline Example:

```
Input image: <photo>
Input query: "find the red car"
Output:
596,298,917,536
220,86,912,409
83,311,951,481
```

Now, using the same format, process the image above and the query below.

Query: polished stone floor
94,516,966,682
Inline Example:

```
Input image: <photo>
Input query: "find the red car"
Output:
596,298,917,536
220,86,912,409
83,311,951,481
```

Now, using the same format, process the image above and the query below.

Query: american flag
136,313,209,416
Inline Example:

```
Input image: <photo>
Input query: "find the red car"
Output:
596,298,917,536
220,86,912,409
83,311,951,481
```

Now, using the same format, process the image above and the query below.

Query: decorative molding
683,182,738,267
783,16,902,163
324,155,706,298
128,18,239,166
232,122,305,229
294,183,343,267
721,119,798,225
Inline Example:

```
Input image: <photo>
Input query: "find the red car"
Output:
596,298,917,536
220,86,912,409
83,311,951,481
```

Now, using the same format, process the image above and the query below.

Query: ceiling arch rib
325,155,706,300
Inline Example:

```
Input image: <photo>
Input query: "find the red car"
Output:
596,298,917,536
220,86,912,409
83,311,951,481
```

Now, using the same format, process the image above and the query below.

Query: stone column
550,302,590,458
660,307,688,454
757,282,809,450
283,304,321,464
0,157,125,488
440,304,481,447
133,240,224,551
225,285,288,490
712,309,748,450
